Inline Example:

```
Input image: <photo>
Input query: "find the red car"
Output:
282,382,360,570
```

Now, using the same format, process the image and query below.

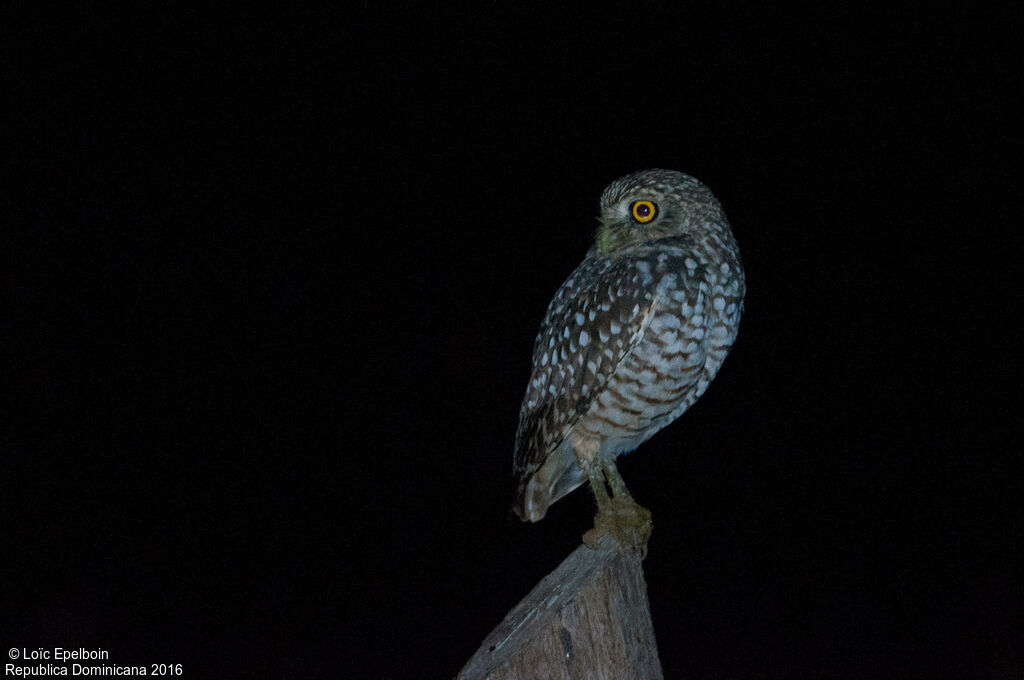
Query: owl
512,169,745,554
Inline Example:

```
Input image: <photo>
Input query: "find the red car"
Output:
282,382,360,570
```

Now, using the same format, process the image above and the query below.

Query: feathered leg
582,458,652,557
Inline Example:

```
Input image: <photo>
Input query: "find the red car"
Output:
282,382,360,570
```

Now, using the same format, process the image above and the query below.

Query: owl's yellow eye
631,200,657,223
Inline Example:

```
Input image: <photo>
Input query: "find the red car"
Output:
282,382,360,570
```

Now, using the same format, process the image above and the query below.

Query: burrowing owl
512,169,745,553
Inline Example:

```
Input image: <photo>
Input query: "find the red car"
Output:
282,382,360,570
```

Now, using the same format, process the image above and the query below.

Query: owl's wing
513,248,678,480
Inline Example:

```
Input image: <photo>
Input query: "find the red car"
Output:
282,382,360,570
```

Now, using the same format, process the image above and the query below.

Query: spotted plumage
512,169,745,546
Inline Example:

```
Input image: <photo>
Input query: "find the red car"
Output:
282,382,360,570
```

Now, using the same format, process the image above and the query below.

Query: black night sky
5,5,1020,679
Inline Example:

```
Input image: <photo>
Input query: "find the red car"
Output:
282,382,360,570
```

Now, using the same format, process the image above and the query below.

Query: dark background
4,5,1020,678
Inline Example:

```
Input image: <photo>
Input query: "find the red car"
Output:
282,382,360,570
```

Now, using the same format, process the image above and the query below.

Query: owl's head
594,169,727,255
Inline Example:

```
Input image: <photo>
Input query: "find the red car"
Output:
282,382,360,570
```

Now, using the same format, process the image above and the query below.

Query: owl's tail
511,446,587,522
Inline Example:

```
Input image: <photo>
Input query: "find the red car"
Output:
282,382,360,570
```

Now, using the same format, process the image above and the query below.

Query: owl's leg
582,458,652,558
582,461,614,549
601,458,634,501
604,458,653,557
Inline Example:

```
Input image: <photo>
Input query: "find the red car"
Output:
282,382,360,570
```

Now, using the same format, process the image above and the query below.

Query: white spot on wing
635,261,652,284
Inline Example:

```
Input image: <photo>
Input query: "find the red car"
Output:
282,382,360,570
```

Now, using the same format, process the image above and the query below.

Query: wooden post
457,535,663,679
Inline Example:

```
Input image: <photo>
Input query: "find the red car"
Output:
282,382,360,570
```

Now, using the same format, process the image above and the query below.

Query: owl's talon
582,524,608,549
583,495,652,558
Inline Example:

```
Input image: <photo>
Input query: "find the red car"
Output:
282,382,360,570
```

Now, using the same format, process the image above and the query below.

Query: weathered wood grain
457,536,662,679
